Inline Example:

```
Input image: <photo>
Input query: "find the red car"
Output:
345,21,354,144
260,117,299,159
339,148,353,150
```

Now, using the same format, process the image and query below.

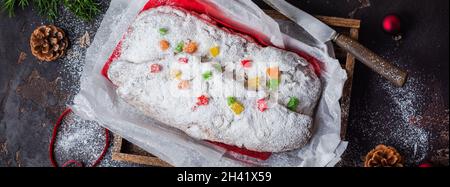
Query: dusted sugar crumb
54,113,137,167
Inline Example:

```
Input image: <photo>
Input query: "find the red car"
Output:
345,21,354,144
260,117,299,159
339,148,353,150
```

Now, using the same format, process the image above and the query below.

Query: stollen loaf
107,6,322,152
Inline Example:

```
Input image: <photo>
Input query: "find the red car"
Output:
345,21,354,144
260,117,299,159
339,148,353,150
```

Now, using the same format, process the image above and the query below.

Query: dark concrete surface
0,0,448,167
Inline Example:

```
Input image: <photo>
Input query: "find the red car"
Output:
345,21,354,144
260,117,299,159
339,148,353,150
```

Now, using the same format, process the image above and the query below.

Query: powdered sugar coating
108,6,322,152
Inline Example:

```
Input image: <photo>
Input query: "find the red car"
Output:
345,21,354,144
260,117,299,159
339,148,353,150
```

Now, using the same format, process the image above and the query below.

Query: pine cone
364,144,404,167
30,25,69,62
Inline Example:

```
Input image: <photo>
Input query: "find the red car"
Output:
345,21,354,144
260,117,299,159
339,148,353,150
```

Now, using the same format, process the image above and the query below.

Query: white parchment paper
72,0,348,167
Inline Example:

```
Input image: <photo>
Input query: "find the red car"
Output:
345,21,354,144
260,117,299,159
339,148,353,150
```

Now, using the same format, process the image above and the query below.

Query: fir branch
1,0,100,21
1,0,17,17
2,0,34,17
34,0,59,20
63,0,100,21
18,0,28,9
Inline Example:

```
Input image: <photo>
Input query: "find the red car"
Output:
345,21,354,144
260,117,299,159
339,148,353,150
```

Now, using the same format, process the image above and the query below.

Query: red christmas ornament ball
382,14,402,34
418,163,433,168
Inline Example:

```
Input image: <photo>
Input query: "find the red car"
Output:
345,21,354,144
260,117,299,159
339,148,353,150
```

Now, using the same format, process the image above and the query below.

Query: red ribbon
49,108,110,167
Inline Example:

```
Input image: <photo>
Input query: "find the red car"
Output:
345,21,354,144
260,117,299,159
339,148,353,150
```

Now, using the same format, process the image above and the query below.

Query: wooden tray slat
111,135,172,167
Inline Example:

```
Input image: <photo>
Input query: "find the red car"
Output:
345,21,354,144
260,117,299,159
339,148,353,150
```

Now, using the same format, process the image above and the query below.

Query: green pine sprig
1,0,100,21
1,0,30,16
62,0,100,21
18,0,28,8
34,0,59,21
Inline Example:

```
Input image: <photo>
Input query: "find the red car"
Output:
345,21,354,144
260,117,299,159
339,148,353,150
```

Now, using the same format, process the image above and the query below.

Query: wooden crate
112,135,172,167
112,12,361,166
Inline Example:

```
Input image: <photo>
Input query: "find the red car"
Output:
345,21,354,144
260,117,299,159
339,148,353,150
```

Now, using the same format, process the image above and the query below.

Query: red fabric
100,0,325,161
418,163,433,168
49,108,110,167
208,141,272,160
101,41,123,81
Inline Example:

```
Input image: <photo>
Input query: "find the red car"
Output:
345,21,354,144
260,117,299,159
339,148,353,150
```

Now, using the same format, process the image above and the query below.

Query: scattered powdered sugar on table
54,113,104,166
380,72,435,164
343,58,433,166
54,113,137,167
381,76,426,127
349,0,371,18
55,7,104,104
52,3,141,167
